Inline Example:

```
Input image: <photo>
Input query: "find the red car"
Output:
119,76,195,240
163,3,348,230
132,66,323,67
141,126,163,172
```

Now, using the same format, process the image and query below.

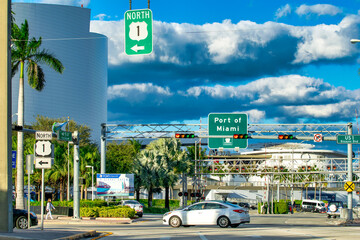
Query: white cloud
108,83,172,101
282,100,357,118
94,14,108,21
243,110,266,123
90,14,360,66
296,4,342,17
275,4,292,19
25,0,90,7
182,74,352,106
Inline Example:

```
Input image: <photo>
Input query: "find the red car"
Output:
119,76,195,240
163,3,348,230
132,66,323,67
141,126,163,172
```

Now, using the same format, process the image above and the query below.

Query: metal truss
194,157,360,184
102,123,348,140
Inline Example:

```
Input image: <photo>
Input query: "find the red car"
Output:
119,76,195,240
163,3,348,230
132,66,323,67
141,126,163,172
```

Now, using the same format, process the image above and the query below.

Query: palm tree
11,20,64,209
147,138,190,209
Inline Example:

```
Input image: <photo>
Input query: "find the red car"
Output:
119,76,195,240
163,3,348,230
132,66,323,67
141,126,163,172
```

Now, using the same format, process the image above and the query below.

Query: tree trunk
59,181,64,201
165,186,170,210
84,186,88,200
16,64,25,209
80,185,84,200
136,189,140,201
147,187,153,207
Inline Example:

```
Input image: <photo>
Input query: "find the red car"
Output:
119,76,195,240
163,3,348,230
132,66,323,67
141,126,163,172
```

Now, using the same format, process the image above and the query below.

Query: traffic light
175,133,195,138
278,135,294,140
196,193,201,198
12,125,23,131
184,192,188,197
178,192,183,197
233,134,248,139
190,193,195,198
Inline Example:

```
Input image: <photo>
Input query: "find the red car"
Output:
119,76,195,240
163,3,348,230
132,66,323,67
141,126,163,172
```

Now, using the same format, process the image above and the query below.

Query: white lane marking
198,232,208,240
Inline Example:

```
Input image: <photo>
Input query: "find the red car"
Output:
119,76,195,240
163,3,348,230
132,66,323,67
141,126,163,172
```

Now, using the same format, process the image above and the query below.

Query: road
49,212,360,240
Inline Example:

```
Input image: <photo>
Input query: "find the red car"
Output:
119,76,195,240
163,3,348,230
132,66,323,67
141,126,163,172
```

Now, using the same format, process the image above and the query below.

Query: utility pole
72,131,80,219
100,124,106,174
0,0,13,232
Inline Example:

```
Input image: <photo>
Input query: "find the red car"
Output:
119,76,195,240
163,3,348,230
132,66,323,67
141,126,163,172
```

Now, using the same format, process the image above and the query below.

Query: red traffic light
178,192,183,197
278,135,294,140
184,192,188,197
175,133,195,138
233,134,248,139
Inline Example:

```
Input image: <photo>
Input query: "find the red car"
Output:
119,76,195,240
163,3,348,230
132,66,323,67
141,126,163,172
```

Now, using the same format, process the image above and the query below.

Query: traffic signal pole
347,123,353,220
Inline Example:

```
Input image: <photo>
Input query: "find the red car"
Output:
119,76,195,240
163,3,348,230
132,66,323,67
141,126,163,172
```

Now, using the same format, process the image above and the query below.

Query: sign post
208,113,248,149
124,9,153,55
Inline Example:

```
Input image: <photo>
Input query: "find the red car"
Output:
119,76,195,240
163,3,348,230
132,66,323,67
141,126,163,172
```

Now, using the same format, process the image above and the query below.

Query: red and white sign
314,134,323,143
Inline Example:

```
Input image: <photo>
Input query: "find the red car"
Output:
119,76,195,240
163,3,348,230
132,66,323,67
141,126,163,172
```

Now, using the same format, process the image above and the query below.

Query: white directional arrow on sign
131,44,145,52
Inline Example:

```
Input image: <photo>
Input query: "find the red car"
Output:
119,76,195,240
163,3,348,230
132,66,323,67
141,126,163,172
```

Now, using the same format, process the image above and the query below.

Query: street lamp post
86,165,94,201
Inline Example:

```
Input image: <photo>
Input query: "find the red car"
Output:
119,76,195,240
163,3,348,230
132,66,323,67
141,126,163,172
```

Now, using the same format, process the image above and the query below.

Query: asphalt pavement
0,215,132,240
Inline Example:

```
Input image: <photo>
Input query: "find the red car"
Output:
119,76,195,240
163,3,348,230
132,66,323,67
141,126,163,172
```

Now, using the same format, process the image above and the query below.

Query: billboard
96,173,134,197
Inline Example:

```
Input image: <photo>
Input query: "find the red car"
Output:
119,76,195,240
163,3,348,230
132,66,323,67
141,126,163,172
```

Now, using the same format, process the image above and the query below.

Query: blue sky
13,0,360,128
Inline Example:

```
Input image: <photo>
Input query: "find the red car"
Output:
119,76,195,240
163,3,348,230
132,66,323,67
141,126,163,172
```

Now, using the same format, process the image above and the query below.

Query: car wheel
230,223,240,228
217,216,230,228
333,215,336,219
16,216,28,229
138,213,143,217
327,215,331,219
169,216,182,228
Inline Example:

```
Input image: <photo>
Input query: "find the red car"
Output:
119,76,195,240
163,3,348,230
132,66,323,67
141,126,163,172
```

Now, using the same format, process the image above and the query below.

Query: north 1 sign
208,113,248,149
124,9,153,55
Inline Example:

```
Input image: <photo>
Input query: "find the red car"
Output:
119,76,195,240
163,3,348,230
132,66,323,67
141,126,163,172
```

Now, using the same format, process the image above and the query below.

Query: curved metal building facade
12,3,108,142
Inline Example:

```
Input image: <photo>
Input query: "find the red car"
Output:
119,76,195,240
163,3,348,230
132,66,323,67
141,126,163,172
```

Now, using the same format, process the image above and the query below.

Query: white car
119,200,143,217
163,201,250,228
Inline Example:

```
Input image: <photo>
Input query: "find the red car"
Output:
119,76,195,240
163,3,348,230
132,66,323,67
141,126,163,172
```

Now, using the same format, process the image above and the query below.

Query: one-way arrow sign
35,158,53,169
131,44,145,52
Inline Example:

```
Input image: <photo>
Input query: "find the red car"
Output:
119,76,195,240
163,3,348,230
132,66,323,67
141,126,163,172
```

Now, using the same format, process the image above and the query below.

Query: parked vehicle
119,200,143,217
163,201,250,228
301,200,326,213
13,209,38,229
327,201,343,218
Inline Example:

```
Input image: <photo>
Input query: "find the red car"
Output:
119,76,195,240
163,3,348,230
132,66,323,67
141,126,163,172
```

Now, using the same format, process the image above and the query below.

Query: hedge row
258,200,289,214
80,206,135,218
31,200,108,207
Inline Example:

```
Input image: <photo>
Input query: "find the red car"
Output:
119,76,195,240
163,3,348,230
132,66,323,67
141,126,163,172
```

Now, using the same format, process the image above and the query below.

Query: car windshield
320,202,325,207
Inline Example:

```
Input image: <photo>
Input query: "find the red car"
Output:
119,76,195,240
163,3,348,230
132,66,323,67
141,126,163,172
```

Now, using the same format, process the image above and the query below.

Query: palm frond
33,49,64,74
27,60,45,91
11,61,20,78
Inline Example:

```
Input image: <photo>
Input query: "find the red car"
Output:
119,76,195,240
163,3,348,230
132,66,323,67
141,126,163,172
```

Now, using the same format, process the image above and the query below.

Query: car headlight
30,212,37,218
163,212,172,217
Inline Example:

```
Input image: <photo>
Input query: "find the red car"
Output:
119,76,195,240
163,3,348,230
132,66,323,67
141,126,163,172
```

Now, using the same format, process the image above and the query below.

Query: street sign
35,131,52,140
12,150,16,169
336,135,360,144
35,140,52,158
344,181,355,192
124,9,153,55
35,158,52,169
208,113,248,149
314,134,323,143
57,130,72,141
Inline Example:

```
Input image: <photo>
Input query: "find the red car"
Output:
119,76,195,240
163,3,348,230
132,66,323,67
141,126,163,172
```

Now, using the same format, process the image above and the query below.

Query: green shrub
144,207,169,214
98,206,135,218
277,200,288,214
80,207,100,217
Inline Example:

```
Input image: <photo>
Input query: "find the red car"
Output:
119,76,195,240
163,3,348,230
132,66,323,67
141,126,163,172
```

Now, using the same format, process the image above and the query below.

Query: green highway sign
58,130,72,141
208,113,248,149
336,134,360,144
124,9,153,55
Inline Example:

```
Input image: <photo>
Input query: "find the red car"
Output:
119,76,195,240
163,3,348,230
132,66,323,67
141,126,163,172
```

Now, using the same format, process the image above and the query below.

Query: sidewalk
0,215,132,240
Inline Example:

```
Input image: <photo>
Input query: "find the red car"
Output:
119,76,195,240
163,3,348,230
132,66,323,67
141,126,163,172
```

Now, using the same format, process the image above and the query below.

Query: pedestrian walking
46,198,55,220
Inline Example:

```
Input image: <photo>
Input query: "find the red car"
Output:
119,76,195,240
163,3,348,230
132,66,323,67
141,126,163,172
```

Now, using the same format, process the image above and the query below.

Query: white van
301,199,326,213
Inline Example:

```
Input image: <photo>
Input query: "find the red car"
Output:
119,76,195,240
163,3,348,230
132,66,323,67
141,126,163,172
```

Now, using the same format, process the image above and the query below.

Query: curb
55,230,96,240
